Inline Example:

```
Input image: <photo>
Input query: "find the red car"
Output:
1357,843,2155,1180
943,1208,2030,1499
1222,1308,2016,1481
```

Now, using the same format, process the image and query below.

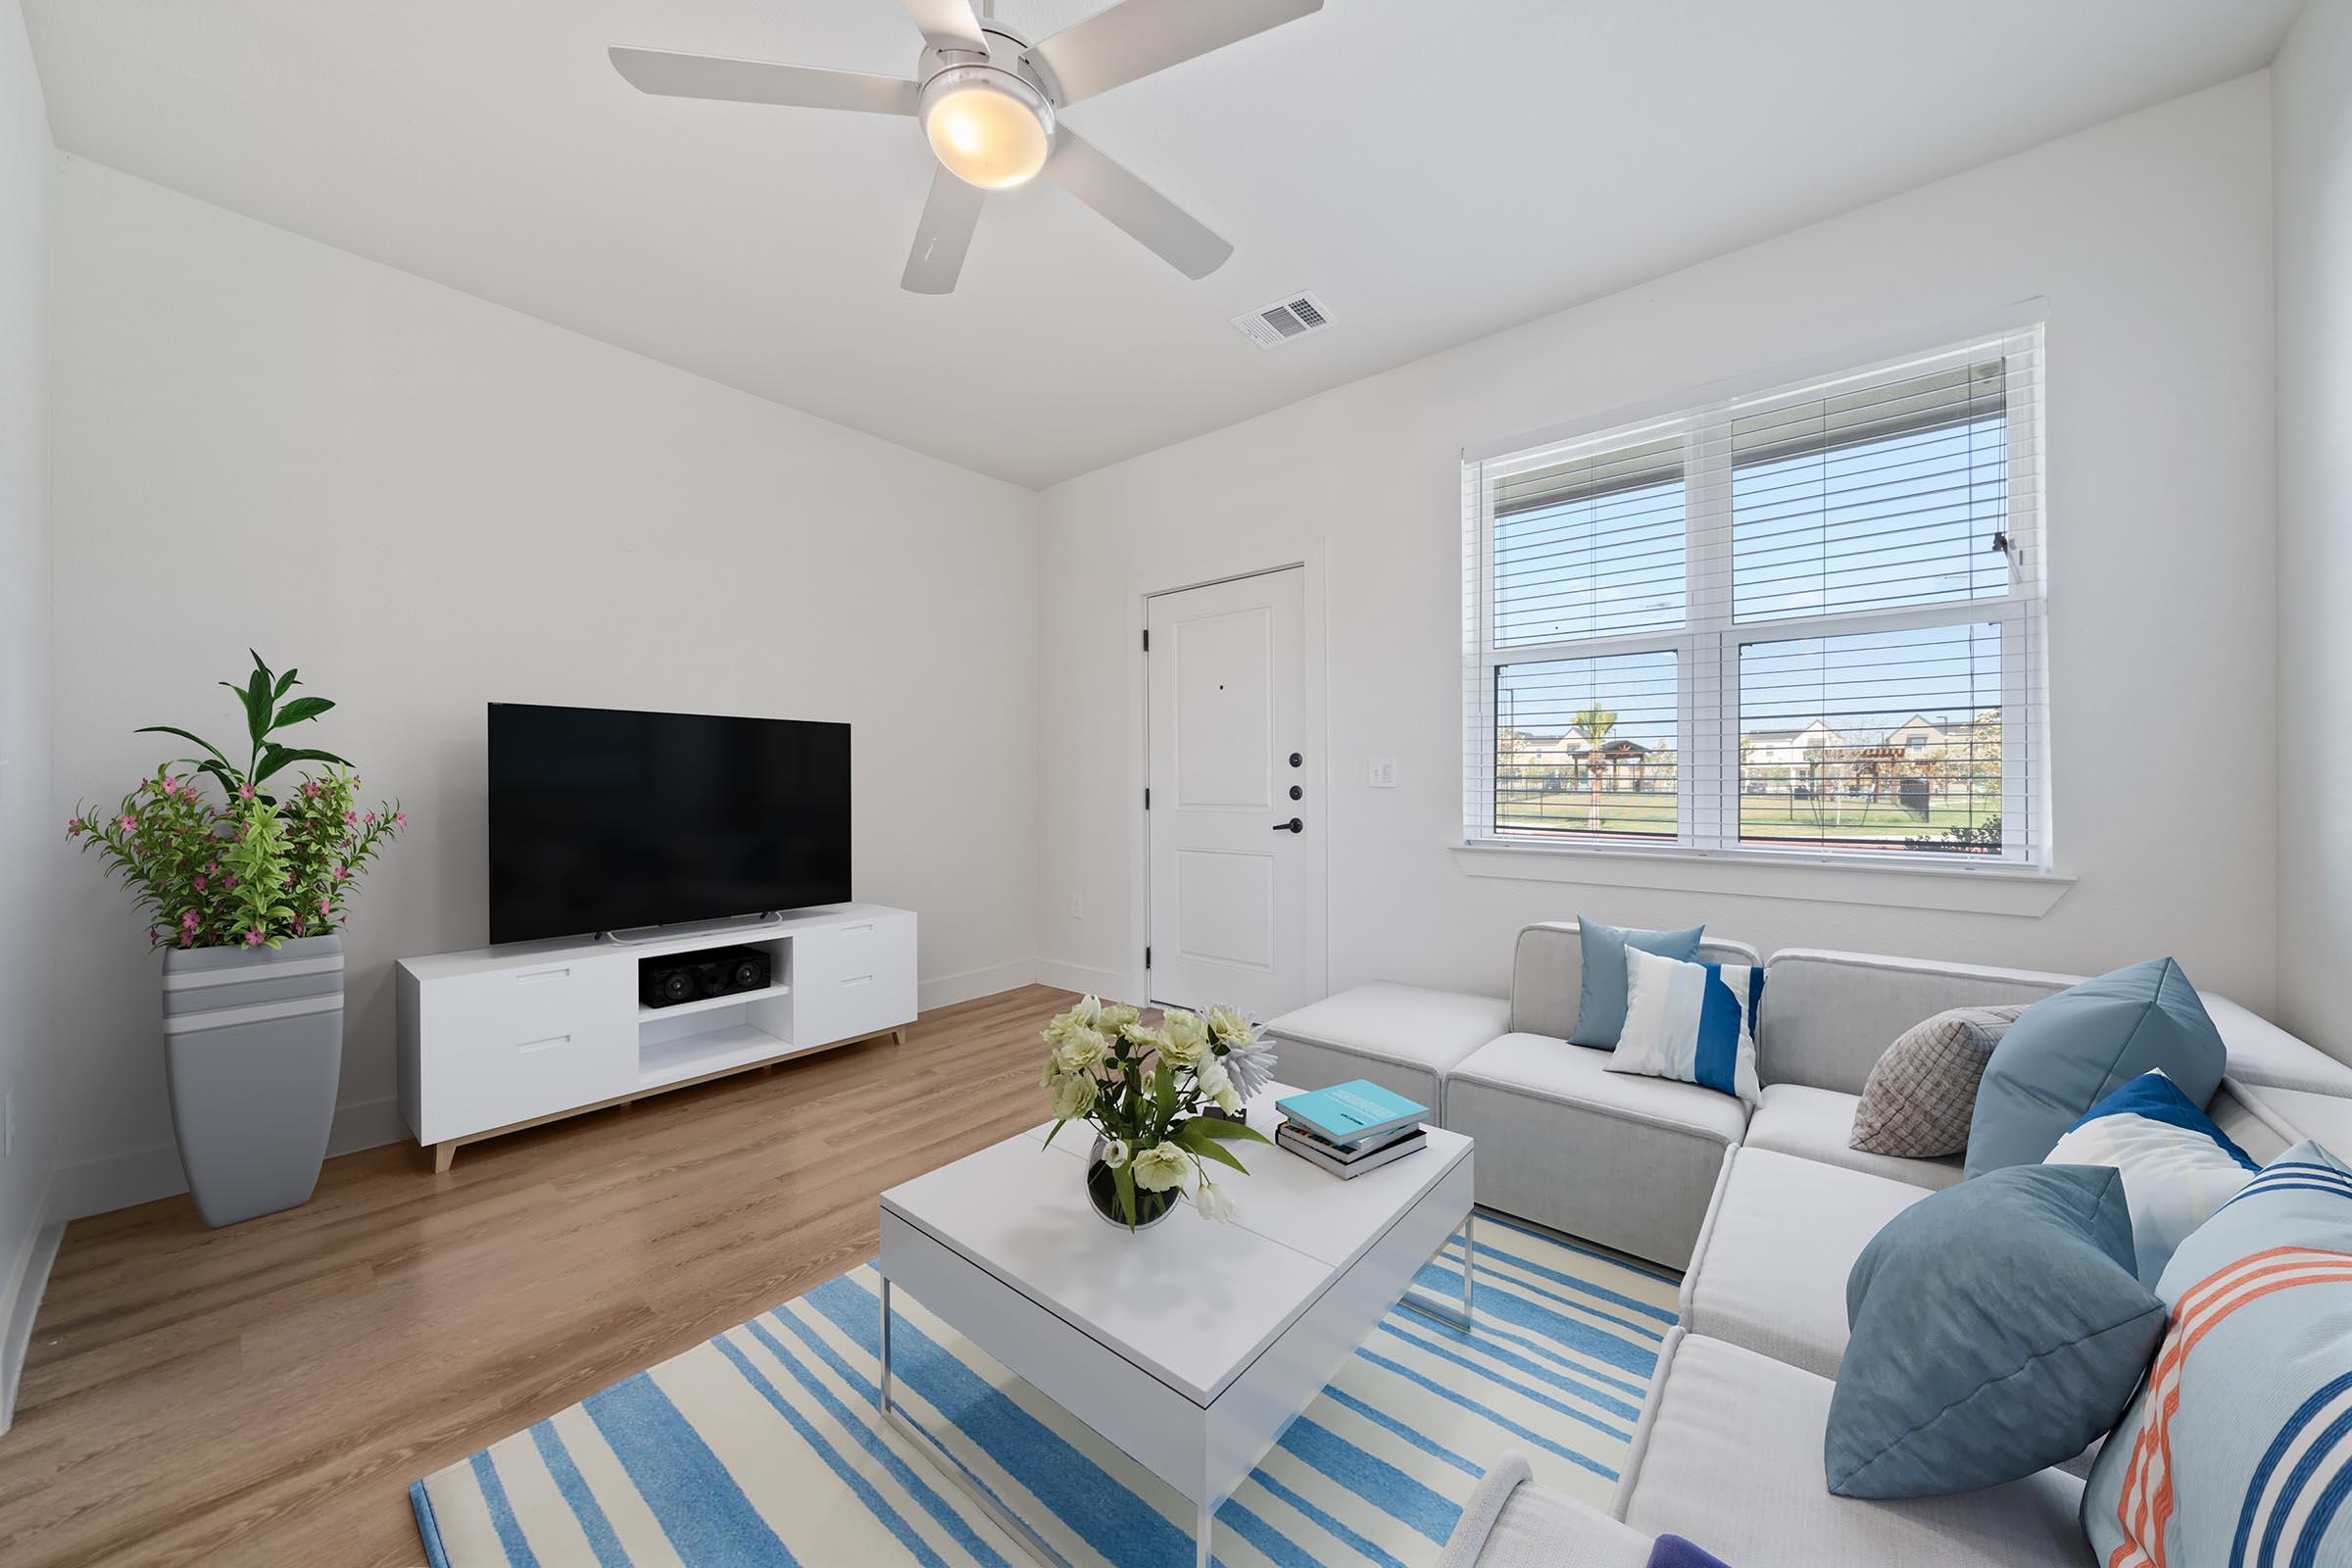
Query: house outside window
1461,318,2048,869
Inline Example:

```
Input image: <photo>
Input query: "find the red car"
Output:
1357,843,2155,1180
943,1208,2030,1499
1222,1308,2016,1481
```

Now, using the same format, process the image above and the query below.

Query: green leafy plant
69,653,404,950
134,650,353,801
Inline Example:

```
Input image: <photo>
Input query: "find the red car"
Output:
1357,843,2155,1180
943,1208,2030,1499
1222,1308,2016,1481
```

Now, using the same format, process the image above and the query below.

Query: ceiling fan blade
1033,0,1322,107
902,166,987,294
609,46,917,116
899,0,989,53
1044,130,1233,280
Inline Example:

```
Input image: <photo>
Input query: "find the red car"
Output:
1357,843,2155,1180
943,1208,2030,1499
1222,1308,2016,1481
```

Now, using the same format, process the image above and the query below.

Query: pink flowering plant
68,652,405,950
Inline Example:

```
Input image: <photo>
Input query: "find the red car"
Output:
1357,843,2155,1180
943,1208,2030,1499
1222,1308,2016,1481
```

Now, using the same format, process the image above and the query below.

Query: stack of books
1274,1080,1429,1179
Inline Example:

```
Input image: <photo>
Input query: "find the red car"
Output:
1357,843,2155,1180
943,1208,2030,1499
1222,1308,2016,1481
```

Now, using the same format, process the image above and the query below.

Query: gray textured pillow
1849,1004,2028,1157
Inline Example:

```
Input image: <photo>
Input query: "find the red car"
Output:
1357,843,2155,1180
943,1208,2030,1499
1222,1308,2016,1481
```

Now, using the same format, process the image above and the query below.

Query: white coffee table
877,1087,1474,1568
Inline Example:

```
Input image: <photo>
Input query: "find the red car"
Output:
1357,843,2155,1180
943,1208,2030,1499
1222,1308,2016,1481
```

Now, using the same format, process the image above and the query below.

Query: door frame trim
1129,545,1330,1012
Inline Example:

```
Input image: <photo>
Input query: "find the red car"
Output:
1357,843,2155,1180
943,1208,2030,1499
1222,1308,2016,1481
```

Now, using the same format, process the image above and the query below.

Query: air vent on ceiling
1232,291,1331,349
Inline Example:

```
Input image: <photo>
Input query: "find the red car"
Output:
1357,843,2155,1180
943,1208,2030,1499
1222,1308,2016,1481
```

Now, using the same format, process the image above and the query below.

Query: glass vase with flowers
1039,997,1280,1230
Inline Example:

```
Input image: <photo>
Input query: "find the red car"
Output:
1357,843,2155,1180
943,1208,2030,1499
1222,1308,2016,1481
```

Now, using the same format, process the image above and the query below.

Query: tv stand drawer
429,957,626,1041
794,913,916,1048
415,959,634,1139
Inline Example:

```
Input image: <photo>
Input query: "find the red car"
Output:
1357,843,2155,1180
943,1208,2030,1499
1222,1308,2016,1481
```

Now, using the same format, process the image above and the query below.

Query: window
1462,321,2045,868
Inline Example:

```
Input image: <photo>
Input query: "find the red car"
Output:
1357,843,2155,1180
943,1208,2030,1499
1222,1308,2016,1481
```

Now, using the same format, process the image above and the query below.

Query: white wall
43,158,1043,1218
0,0,58,1420
18,53,2321,1233
2276,0,2352,1060
1036,76,2282,1016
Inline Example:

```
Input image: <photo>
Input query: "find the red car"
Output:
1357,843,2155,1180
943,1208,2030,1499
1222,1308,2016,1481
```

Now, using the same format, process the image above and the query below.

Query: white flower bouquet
1040,997,1279,1230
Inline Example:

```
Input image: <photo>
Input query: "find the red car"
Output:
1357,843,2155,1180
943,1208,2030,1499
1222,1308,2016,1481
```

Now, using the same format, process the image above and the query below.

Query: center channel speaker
640,945,772,1009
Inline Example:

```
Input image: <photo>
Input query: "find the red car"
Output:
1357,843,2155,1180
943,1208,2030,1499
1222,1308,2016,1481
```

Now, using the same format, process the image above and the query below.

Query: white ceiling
23,0,2304,488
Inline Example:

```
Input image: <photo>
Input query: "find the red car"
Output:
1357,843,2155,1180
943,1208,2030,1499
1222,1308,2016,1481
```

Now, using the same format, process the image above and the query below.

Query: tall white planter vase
160,934,345,1227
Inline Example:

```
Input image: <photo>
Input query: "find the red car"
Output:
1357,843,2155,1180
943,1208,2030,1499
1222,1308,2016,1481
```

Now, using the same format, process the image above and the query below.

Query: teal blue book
1275,1080,1428,1148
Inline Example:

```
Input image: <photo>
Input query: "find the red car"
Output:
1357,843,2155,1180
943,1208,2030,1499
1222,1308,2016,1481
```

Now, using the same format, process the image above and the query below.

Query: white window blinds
1463,321,2045,867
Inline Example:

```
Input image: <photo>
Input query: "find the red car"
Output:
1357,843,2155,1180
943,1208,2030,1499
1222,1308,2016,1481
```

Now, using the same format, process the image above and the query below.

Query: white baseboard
328,1095,411,1159
53,1094,412,1224
1,1172,63,1439
53,1143,183,1225
1033,958,1131,1000
917,960,1039,1013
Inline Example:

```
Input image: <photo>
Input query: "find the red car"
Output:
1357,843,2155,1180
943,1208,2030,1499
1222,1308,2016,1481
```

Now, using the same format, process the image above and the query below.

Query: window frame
1462,323,2047,874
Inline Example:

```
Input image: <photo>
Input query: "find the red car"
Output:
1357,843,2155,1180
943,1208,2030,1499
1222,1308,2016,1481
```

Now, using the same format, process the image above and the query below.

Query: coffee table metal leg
879,1275,1066,1568
879,1273,893,1416
1197,1495,1214,1568
1399,1209,1476,1332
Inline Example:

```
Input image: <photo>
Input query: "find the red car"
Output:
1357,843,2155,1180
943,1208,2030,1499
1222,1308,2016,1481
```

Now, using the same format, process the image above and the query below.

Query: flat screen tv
487,703,851,945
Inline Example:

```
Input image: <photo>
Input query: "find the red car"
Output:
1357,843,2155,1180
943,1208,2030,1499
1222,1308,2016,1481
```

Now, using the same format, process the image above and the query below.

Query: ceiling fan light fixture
920,65,1054,189
614,0,1331,292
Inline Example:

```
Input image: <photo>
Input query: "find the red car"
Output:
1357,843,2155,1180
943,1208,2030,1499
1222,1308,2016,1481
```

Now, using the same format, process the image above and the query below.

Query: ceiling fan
610,0,1322,295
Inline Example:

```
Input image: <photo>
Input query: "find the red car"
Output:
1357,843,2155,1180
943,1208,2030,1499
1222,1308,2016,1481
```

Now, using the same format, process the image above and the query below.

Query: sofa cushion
1742,1084,1964,1190
1261,982,1510,1115
2042,1070,2259,1287
1827,1164,2163,1499
2228,1080,2352,1161
1616,1333,2090,1567
1569,919,1705,1048
1681,1149,1927,1379
1434,1451,1652,1568
1848,1004,2029,1157
1509,921,1763,1043
1480,1485,1653,1568
2204,993,2352,1095
1966,956,2228,1178
1446,1033,1744,1266
1454,1032,1749,1145
1755,949,2078,1097
1609,951,1763,1106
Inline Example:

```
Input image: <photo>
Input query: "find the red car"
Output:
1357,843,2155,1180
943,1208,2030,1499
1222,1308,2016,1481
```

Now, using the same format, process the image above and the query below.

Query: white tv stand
397,903,916,1171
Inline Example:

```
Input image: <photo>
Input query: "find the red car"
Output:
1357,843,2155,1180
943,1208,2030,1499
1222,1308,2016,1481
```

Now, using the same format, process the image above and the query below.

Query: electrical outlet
1368,759,1397,789
1068,895,1084,920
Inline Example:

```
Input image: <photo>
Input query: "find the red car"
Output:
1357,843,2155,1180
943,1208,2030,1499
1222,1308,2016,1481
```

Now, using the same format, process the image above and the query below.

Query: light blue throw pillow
1964,956,2227,1178
2042,1070,2258,1287
1568,918,1703,1048
1826,1163,2165,1498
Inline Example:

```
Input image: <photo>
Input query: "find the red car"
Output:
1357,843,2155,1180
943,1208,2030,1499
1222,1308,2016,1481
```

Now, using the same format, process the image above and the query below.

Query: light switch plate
1368,759,1397,788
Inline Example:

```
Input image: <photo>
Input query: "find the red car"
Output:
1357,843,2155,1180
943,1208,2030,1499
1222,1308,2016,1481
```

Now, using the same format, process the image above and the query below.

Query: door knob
1272,817,1303,833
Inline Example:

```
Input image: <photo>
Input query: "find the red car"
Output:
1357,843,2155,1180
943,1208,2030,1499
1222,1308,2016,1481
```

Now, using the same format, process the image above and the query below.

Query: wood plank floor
0,983,1076,1568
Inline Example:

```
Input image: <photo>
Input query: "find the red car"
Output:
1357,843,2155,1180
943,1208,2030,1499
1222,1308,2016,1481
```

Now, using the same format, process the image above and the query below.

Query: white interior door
1147,567,1321,1017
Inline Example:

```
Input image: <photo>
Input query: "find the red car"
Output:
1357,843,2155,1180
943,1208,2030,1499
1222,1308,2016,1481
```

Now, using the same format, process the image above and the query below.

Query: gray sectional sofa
1264,921,2352,1567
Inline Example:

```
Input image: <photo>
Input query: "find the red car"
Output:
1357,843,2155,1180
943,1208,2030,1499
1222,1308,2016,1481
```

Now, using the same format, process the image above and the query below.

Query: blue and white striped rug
411,1209,1679,1567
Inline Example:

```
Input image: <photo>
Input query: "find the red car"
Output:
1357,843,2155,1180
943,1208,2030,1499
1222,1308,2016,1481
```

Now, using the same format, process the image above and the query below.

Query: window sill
1450,840,2075,917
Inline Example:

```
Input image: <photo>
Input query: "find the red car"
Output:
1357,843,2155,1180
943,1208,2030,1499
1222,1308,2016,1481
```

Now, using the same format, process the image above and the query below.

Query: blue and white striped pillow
2042,1069,2259,1286
2084,1140,2352,1568
1607,947,1763,1105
